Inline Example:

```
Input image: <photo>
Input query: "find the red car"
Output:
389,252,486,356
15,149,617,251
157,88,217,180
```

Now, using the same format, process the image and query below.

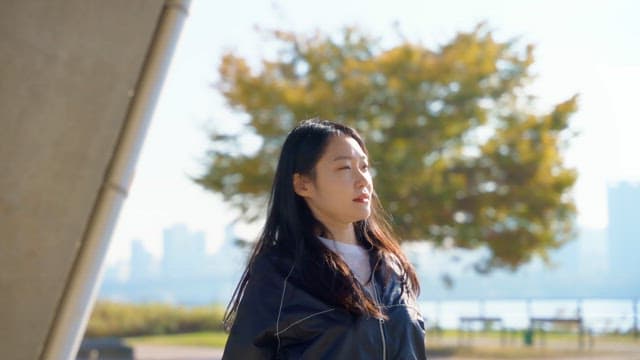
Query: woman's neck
318,223,357,245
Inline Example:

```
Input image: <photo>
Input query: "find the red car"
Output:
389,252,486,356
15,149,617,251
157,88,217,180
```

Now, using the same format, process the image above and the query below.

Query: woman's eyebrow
332,155,368,162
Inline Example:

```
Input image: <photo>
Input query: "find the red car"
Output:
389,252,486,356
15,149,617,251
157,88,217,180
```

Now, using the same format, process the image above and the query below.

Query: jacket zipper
371,265,386,360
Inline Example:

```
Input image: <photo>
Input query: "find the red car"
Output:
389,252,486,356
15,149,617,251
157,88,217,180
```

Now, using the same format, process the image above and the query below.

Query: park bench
529,316,594,349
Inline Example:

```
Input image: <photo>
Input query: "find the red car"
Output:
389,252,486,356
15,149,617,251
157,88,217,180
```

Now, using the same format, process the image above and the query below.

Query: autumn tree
193,23,578,273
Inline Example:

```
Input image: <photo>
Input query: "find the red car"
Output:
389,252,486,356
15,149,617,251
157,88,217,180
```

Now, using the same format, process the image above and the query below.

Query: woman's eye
339,166,351,170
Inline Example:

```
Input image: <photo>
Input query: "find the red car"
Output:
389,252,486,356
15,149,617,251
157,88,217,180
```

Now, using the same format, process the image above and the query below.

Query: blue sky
105,0,640,264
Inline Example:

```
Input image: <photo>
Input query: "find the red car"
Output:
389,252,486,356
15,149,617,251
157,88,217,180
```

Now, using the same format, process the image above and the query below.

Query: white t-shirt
317,235,375,297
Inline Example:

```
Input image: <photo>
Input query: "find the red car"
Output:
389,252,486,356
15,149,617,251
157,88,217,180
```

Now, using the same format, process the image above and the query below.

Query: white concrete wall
0,1,184,359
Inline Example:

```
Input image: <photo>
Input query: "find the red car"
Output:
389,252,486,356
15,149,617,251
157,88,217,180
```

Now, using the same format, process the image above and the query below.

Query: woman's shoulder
249,246,295,279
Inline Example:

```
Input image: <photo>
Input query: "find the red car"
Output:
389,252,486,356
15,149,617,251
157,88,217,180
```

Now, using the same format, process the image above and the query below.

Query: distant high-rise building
577,227,608,276
607,182,640,281
130,239,155,281
212,220,248,277
162,224,207,279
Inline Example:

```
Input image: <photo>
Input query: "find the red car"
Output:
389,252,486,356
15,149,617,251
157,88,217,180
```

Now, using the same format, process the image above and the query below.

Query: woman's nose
355,169,369,188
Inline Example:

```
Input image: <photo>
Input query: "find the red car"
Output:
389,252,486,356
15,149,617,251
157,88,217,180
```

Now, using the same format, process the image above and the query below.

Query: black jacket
222,247,427,359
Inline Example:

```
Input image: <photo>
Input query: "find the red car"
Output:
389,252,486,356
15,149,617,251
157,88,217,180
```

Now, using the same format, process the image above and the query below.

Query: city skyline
99,181,639,304
97,221,619,303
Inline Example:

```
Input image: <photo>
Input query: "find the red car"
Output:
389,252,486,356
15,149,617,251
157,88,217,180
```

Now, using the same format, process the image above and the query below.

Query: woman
222,119,427,359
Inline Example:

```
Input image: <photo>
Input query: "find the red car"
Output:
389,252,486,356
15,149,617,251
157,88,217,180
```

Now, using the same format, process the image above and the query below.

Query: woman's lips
353,195,370,203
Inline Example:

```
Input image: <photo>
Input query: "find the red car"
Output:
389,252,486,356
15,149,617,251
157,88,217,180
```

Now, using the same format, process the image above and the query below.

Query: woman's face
294,135,373,228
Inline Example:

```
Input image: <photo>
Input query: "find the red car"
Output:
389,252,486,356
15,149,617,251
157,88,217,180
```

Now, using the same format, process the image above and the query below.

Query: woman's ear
293,173,312,197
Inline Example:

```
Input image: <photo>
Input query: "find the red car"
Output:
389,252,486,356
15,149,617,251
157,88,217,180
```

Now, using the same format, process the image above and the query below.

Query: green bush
85,301,226,337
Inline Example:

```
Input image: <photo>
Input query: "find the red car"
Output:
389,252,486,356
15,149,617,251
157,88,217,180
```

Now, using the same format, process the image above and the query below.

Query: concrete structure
0,1,190,359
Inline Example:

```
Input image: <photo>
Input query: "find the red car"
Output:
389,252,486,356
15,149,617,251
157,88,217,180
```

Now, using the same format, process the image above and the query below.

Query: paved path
132,343,640,360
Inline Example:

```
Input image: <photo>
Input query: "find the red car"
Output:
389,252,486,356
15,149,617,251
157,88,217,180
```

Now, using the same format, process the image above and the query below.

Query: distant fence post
436,300,442,338
577,298,584,350
634,298,638,340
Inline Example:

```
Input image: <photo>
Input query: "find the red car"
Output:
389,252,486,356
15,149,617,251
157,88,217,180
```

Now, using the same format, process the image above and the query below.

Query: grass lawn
125,331,228,348
427,344,624,359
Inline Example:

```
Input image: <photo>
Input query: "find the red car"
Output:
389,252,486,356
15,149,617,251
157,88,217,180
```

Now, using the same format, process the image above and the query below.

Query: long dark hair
222,119,420,330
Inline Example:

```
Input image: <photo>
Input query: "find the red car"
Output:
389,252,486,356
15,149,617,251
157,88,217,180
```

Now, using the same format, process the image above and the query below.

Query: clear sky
105,0,640,264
